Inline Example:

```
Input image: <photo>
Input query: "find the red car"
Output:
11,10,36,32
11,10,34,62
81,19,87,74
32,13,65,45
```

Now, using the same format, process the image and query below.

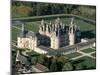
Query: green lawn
12,27,21,40
71,56,96,69
16,22,40,32
65,52,82,59
91,52,96,57
81,48,95,53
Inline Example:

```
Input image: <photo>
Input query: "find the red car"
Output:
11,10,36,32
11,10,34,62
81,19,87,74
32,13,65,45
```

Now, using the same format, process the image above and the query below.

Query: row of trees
30,55,67,71
27,51,94,71
12,1,96,20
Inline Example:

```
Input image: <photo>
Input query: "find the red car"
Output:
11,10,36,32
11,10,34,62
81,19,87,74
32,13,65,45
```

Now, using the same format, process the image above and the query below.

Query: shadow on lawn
81,30,95,39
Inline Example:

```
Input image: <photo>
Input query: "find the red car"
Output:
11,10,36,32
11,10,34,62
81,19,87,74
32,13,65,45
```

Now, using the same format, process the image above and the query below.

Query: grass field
81,48,95,53
15,17,96,32
12,27,21,40
91,52,96,57
64,52,82,59
71,56,96,69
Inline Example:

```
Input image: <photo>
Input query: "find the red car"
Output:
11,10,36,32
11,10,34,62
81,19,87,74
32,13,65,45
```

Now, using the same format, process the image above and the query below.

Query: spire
69,17,76,33
21,23,25,37
22,23,24,33
46,24,49,32
71,17,74,25
39,25,42,32
41,19,44,25
74,23,78,31
55,17,60,25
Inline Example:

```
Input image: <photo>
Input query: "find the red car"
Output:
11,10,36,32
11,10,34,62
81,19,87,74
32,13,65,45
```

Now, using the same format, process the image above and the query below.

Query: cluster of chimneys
38,18,80,37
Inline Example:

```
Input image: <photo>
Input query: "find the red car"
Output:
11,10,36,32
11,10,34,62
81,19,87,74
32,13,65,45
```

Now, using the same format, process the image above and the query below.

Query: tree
77,6,96,19
50,59,58,72
50,62,58,72
56,56,67,71
37,54,46,64
31,57,38,65
57,56,66,64
49,56,69,71
62,63,73,71
12,5,33,17
63,4,73,14
75,64,84,70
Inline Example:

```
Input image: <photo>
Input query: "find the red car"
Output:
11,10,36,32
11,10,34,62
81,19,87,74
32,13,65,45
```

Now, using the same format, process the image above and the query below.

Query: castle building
17,18,81,51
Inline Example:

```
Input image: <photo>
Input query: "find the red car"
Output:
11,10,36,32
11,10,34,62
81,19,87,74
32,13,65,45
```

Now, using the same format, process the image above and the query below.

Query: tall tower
21,23,25,37
69,18,76,45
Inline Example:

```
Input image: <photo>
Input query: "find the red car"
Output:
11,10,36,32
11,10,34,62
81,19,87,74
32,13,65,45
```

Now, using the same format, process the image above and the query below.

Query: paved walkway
71,48,96,60
71,55,85,60
77,50,95,59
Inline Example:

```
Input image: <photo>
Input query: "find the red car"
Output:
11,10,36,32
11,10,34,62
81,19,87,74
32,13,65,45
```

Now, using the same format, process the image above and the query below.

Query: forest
12,1,96,20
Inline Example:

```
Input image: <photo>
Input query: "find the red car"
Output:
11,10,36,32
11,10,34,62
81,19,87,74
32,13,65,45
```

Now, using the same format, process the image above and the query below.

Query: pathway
71,48,96,60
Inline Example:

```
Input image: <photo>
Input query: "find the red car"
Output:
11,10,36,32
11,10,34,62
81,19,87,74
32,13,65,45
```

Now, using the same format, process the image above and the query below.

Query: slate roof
34,63,49,72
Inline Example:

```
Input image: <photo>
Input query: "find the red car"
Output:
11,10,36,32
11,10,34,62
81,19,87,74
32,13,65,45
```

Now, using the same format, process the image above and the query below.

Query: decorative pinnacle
22,23,24,32
71,17,74,25
41,19,44,25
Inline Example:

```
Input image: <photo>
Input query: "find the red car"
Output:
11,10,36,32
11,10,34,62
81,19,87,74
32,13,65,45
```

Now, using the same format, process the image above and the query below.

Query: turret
39,25,42,33
41,19,45,25
55,17,60,24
